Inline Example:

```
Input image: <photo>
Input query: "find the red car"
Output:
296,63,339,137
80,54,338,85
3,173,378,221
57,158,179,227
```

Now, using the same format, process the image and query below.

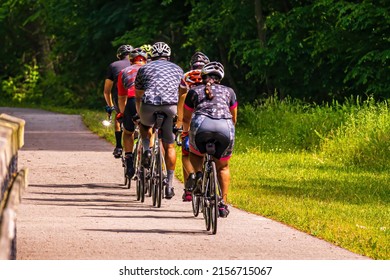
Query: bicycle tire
192,192,200,217
151,154,157,206
122,157,128,186
210,161,218,234
136,169,142,201
202,172,211,231
203,198,211,231
156,147,162,208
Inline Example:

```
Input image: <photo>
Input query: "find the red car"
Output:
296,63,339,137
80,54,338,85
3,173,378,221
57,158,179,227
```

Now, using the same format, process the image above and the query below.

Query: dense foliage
1,0,389,107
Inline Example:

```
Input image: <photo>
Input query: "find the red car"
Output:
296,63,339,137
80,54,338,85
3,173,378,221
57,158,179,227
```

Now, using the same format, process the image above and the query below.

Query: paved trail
1,107,368,260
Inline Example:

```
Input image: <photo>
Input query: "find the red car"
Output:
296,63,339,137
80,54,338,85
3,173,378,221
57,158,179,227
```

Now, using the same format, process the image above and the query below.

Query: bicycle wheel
140,166,147,202
151,154,157,206
122,157,128,186
202,172,211,231
192,192,200,217
155,148,162,208
136,168,142,201
203,197,211,231
210,161,218,234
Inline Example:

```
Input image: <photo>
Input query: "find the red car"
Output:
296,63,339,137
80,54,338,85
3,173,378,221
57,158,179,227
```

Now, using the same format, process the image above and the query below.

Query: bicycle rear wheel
202,173,211,231
192,192,200,217
210,161,218,234
151,153,157,206
203,198,211,231
122,157,128,187
136,168,142,201
155,149,163,208
140,167,145,202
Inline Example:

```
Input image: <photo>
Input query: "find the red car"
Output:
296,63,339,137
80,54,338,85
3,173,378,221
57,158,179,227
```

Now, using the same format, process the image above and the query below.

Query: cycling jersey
106,58,131,108
184,84,238,119
106,58,131,96
117,64,143,98
135,60,183,105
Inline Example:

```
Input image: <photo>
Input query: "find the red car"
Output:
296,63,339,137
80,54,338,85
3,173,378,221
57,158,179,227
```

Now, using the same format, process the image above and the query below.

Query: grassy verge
229,149,389,259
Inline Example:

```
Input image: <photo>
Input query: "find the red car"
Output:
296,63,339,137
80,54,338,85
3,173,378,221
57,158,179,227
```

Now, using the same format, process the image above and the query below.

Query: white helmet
201,61,224,80
151,42,171,58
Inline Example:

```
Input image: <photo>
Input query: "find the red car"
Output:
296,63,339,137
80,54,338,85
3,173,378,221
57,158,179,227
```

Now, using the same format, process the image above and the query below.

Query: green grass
229,150,389,259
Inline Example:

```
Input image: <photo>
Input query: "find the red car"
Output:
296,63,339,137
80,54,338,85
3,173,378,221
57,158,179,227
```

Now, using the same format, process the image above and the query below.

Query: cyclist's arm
135,89,144,114
229,88,238,125
183,106,192,132
182,89,195,132
117,72,127,113
230,106,237,125
176,87,188,128
103,79,114,107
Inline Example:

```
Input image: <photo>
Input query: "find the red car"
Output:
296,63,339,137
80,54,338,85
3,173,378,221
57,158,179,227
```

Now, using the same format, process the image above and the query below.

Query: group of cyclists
103,42,237,218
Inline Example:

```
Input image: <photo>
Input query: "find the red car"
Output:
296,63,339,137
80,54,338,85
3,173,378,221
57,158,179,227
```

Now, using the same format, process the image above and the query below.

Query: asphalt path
1,107,369,260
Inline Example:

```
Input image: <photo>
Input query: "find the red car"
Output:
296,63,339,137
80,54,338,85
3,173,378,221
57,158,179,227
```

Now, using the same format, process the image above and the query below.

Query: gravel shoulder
0,107,369,260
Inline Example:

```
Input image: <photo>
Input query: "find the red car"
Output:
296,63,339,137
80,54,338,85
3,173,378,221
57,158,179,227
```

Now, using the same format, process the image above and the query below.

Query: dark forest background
1,0,389,107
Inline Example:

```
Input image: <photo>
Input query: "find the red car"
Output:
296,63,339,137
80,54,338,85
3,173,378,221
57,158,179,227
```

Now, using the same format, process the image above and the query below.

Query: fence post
0,113,27,260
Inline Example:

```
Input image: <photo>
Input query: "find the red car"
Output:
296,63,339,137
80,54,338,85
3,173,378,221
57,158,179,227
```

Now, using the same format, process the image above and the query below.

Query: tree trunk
217,41,239,95
254,0,266,47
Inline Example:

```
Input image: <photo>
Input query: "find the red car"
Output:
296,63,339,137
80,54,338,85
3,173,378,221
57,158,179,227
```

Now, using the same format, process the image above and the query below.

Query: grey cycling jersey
135,59,183,105
185,84,238,119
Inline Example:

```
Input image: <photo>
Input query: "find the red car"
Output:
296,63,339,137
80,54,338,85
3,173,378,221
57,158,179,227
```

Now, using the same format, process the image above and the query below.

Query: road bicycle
149,112,168,208
192,138,223,234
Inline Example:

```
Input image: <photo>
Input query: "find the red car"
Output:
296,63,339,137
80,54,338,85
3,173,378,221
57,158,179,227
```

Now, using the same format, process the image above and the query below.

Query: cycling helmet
129,47,148,63
151,42,171,58
117,44,133,58
201,61,225,80
190,52,210,69
140,44,153,58
185,70,202,85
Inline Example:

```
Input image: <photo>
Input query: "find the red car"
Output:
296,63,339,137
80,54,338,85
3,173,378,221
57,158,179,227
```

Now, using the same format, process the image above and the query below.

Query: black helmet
151,42,171,58
201,61,224,80
190,52,210,69
117,45,133,58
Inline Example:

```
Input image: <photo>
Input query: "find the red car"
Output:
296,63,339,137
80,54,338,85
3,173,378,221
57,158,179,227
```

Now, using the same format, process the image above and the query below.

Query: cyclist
117,48,148,177
103,44,133,158
182,61,238,217
177,51,210,202
140,44,153,62
135,42,184,199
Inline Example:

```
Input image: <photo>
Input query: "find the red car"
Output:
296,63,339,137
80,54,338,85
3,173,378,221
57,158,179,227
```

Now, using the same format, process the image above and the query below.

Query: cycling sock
125,152,133,158
142,138,150,152
115,131,122,147
167,170,174,187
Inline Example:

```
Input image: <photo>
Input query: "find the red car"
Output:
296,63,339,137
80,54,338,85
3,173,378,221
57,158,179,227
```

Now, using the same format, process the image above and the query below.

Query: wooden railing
0,113,27,260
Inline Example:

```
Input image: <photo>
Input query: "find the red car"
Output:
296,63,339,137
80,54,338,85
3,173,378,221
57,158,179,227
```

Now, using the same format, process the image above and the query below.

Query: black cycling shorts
123,97,137,132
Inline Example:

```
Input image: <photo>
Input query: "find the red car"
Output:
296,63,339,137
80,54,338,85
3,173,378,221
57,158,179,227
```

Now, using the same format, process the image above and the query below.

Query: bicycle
191,138,223,235
149,112,168,208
